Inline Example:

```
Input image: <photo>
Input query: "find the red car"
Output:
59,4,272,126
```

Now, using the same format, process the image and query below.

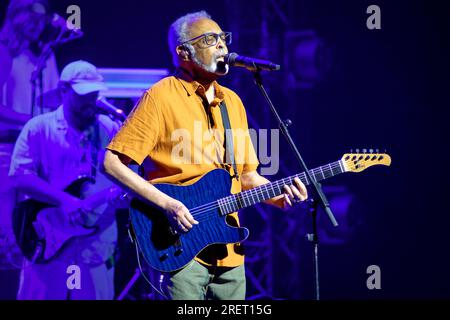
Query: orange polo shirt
107,70,259,267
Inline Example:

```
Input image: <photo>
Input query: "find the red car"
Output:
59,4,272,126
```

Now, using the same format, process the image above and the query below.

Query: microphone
39,13,83,46
51,13,83,37
225,52,280,71
96,97,127,122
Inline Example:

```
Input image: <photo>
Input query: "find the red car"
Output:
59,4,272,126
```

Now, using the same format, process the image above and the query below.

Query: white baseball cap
60,60,107,95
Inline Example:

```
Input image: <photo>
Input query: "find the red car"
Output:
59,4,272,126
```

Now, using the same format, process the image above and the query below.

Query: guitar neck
218,160,345,215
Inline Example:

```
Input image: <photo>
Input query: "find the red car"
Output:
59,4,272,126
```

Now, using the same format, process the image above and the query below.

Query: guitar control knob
174,248,184,256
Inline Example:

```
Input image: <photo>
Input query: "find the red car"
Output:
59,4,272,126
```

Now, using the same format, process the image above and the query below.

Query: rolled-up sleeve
106,91,161,165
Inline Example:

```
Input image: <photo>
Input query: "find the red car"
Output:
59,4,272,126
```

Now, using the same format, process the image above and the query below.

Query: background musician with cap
9,60,122,300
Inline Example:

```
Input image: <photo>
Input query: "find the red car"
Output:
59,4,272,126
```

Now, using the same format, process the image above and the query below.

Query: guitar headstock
341,149,391,172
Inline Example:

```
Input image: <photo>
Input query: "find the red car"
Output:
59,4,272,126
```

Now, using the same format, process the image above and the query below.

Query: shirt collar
55,105,68,130
175,68,225,107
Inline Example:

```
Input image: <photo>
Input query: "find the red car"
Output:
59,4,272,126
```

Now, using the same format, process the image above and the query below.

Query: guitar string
189,162,342,217
189,157,378,217
191,157,382,222
188,162,344,221
179,157,381,222
189,161,343,214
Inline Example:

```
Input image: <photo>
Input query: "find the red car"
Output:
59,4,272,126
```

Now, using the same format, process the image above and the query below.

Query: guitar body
130,169,249,272
12,177,97,263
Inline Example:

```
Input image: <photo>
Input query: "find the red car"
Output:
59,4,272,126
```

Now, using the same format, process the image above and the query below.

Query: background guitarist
103,11,308,300
9,60,122,300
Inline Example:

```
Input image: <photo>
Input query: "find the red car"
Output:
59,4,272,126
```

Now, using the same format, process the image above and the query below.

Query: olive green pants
166,260,246,300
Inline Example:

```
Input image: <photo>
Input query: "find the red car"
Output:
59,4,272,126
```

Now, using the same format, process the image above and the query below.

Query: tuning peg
362,148,367,153
355,149,360,153
376,148,379,153
369,149,374,153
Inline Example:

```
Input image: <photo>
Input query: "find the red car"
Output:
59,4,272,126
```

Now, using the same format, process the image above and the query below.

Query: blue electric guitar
130,151,391,272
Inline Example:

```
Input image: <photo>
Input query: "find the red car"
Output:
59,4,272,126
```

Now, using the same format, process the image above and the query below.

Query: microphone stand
251,69,338,300
30,28,83,116
30,46,50,117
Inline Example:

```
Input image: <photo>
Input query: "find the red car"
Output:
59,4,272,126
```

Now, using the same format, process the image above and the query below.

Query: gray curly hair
167,10,212,67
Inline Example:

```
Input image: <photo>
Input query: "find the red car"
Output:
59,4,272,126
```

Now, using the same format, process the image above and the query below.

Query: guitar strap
85,122,101,179
219,100,239,181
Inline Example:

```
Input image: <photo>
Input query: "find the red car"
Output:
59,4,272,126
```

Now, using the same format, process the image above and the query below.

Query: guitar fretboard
218,160,345,215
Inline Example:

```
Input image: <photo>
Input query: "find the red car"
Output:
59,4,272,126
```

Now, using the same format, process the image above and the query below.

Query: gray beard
192,56,229,75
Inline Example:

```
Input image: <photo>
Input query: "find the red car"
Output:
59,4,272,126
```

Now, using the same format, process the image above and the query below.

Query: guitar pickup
159,253,169,261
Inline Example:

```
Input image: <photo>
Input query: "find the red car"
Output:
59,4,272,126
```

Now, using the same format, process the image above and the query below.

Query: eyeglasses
181,32,232,47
